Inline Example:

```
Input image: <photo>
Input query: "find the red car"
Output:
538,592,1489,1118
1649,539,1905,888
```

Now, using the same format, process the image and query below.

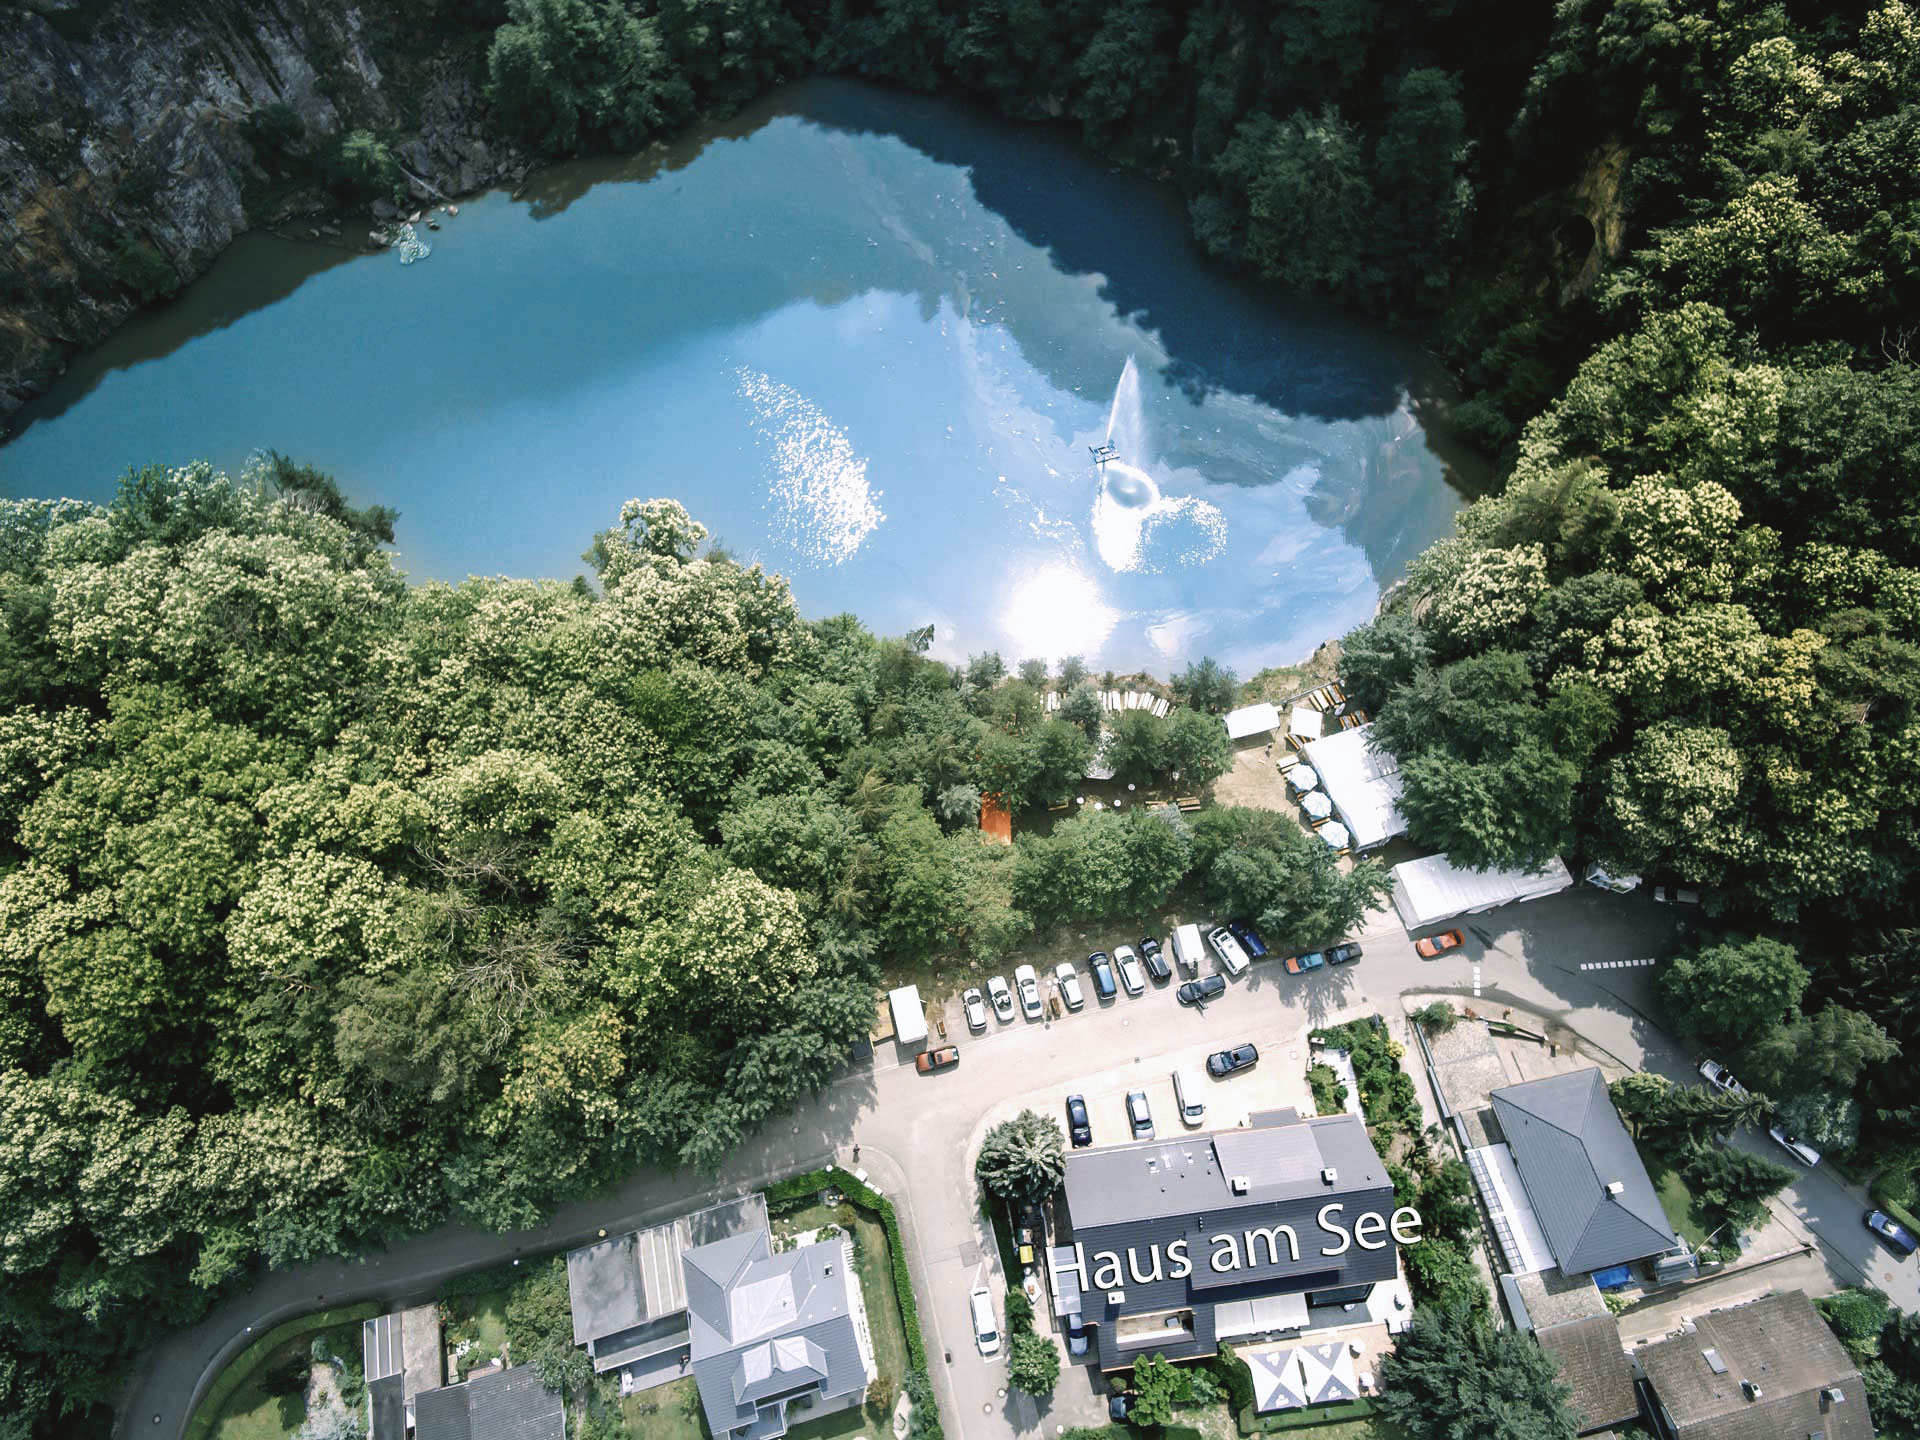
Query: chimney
1605,1181,1625,1197
1742,1380,1763,1402
1231,1176,1251,1195
1322,1167,1339,1185
1824,1387,1846,1408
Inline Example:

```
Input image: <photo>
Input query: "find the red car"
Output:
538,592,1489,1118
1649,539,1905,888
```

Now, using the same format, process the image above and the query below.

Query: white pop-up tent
1224,702,1281,741
887,985,928,1045
1391,853,1574,930
1302,724,1407,851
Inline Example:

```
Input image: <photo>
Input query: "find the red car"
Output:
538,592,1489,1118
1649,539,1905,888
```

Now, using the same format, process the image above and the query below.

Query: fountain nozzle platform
1089,443,1119,470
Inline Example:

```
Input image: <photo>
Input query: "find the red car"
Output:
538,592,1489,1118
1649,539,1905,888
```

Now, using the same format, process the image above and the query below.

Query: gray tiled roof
685,1230,865,1440
567,1193,769,1347
1490,1069,1675,1274
368,1373,406,1440
1536,1315,1639,1435
1639,1291,1873,1440
413,1364,565,1440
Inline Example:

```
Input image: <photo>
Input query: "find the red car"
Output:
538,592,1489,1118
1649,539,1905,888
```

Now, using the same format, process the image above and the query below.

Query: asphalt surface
115,886,1919,1439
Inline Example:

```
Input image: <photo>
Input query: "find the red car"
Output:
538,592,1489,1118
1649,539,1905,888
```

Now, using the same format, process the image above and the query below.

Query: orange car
915,1045,960,1073
1415,929,1464,958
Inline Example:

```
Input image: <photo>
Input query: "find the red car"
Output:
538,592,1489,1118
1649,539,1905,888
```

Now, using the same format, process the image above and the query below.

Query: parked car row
1062,1040,1261,1148
961,921,1271,1035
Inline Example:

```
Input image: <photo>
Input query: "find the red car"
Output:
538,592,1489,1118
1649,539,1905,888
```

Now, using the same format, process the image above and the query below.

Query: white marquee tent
1224,702,1281,741
1390,853,1574,930
1301,724,1407,851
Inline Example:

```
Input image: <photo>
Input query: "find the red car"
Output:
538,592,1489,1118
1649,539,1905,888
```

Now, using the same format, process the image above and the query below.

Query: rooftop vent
824,1264,834,1276
1107,1290,1126,1305
1742,1380,1763,1402
1824,1387,1847,1407
1231,1176,1251,1195
1605,1181,1625,1197
1322,1167,1339,1185
1702,1349,1727,1375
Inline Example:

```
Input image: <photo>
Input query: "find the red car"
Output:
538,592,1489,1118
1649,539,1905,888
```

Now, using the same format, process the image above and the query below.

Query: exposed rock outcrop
0,0,509,423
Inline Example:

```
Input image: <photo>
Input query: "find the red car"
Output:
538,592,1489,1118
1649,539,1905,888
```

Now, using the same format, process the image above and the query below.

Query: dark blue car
1228,921,1269,958
1088,951,1118,1000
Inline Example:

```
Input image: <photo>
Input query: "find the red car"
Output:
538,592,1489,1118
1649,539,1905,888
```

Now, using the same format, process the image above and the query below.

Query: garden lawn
441,1263,518,1378
1636,1143,1712,1249
785,1404,875,1440
621,1377,710,1440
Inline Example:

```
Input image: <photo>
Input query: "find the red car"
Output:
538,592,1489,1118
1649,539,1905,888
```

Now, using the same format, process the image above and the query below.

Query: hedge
183,1301,381,1440
764,1165,941,1438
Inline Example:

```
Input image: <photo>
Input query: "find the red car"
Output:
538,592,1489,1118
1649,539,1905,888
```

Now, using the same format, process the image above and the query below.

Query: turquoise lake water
0,80,1467,674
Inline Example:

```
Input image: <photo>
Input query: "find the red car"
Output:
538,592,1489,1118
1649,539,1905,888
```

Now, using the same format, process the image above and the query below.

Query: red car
915,1045,960,1073
1415,929,1464,958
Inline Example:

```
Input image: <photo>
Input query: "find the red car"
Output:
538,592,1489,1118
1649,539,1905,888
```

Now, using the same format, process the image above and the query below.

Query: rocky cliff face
0,0,510,422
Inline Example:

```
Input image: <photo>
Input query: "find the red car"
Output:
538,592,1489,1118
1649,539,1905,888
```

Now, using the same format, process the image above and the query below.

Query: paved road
115,887,1916,1439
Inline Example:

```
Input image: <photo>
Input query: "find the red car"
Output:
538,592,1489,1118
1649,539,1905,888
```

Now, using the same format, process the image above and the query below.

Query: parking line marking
1472,964,1481,998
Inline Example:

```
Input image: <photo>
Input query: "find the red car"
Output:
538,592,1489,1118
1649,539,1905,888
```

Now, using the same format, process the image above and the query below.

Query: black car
1139,936,1170,983
1326,942,1363,966
1088,951,1118,1000
1109,1392,1135,1423
1228,920,1269,959
1176,974,1228,1007
1207,1043,1259,1077
1065,1093,1093,1148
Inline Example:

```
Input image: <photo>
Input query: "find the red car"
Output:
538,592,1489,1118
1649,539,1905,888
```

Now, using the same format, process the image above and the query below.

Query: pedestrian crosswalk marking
1579,958,1660,970
1472,964,1481,997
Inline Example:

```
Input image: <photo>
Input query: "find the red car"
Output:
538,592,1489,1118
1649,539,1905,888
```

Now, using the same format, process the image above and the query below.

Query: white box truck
1171,923,1205,976
887,985,928,1046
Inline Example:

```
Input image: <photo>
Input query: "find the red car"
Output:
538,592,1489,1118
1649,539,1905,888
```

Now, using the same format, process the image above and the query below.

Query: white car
986,976,1015,1022
1208,925,1251,976
1699,1059,1746,1095
1770,1126,1822,1167
970,1285,1001,1356
1114,944,1146,996
1053,962,1085,1010
1014,964,1043,1021
962,987,988,1033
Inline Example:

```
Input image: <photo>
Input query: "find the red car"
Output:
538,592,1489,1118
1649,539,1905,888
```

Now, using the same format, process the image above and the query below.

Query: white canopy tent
1390,853,1574,930
1301,724,1406,851
1288,705,1324,743
1224,702,1281,741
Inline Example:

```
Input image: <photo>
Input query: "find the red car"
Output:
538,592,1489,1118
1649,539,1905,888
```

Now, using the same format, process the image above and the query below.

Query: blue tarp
1591,1264,1634,1290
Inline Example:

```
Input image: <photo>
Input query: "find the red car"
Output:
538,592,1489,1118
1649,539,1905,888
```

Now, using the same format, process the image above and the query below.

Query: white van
970,1285,1001,1356
1171,923,1206,977
1173,1069,1206,1127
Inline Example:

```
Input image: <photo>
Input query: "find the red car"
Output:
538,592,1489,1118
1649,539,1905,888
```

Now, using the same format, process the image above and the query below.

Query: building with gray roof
683,1228,869,1440
413,1363,565,1440
1490,1069,1677,1276
566,1192,768,1379
1637,1291,1872,1440
1051,1109,1408,1372
362,1303,444,1440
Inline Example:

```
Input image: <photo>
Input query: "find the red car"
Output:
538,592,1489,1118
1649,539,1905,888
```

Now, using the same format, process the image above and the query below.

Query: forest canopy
0,471,1372,1429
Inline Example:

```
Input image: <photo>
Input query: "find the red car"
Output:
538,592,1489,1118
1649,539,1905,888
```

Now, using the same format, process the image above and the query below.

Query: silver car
962,987,988,1033
1127,1089,1154,1140
1014,963,1043,1021
1114,944,1146,995
1053,962,1085,1010
986,976,1015,1022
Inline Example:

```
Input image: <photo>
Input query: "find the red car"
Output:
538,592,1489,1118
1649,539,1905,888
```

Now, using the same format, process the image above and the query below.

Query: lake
0,79,1467,675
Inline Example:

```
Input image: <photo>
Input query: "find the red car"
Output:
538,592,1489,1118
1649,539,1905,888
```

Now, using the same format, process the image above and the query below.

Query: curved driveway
115,888,1916,1439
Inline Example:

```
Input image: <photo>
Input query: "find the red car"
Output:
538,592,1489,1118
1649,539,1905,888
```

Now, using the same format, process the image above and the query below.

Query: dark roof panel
1490,1069,1675,1274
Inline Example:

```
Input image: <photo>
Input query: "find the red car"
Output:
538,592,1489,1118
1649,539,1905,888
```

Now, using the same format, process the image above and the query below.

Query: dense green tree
1656,935,1810,1055
1013,806,1192,927
1377,1305,1577,1439
1171,657,1238,714
1128,1353,1193,1428
1188,806,1390,946
1008,1329,1060,1395
1677,1143,1796,1233
975,1110,1066,1201
1161,707,1233,788
487,0,691,152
